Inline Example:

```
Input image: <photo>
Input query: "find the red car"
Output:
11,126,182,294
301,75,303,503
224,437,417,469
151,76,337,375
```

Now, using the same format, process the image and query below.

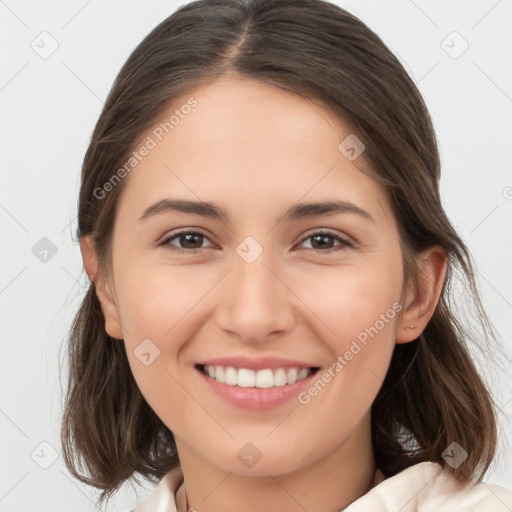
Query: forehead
117,77,395,229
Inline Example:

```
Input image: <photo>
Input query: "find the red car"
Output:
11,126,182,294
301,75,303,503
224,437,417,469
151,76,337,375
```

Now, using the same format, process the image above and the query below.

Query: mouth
195,364,320,389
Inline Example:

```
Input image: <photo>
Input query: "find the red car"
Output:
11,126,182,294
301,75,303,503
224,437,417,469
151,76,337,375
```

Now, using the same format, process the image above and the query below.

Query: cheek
293,255,404,353
114,257,215,342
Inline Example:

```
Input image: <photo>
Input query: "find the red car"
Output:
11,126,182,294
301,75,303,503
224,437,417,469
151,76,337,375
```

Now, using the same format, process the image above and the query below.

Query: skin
80,76,447,512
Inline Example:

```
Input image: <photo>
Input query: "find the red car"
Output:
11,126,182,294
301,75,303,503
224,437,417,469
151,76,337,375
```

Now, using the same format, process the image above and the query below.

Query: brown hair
60,0,510,507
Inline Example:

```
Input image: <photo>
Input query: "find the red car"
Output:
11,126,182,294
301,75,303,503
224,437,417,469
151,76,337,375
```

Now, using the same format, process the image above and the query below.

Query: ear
396,245,447,344
79,235,124,340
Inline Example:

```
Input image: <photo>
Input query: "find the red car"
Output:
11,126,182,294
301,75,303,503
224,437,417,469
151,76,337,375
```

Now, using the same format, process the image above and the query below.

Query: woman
61,0,512,510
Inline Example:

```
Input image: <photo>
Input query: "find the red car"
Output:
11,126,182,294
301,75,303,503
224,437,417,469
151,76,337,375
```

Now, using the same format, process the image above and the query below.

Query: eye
159,228,353,254
160,229,214,252
297,230,353,253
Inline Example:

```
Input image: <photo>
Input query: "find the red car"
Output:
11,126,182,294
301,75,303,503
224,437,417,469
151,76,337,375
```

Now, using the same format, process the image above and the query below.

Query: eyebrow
138,198,375,224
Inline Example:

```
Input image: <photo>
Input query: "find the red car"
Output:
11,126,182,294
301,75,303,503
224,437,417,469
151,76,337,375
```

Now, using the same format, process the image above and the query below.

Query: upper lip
197,356,319,371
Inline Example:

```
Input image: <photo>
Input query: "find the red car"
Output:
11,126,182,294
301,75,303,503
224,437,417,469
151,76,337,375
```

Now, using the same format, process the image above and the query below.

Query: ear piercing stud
408,325,416,329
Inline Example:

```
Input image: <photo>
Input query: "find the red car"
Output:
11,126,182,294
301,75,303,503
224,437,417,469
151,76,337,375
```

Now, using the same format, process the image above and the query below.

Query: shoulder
131,466,183,512
344,461,512,511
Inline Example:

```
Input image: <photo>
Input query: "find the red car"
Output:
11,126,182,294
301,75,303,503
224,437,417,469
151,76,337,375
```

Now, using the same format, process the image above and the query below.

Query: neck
175,414,379,512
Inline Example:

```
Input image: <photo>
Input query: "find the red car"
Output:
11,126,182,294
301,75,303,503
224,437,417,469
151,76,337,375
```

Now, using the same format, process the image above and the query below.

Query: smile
199,364,317,388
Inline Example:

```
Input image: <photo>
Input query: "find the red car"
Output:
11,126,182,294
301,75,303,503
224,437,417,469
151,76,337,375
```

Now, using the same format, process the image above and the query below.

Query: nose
214,246,296,344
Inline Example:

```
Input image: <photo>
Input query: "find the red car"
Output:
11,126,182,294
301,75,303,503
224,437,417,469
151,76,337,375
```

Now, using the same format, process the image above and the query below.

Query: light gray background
1,0,511,510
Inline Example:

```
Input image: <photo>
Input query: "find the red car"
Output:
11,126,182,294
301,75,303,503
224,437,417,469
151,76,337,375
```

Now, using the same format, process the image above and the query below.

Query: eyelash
159,228,353,254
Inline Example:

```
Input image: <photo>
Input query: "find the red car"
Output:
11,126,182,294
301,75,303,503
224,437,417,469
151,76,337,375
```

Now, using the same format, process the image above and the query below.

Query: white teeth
215,366,225,384
224,366,238,385
274,368,287,386
202,365,313,388
237,368,255,387
255,369,273,388
286,368,298,384
297,368,308,381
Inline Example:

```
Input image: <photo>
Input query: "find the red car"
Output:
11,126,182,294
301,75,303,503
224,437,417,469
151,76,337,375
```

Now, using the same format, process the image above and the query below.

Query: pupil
182,233,201,248
313,234,332,249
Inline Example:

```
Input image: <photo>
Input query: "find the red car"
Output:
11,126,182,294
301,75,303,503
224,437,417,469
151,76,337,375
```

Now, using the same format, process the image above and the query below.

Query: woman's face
100,77,410,476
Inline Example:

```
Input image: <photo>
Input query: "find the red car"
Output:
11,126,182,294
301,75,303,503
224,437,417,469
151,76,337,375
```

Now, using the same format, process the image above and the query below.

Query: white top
130,461,512,512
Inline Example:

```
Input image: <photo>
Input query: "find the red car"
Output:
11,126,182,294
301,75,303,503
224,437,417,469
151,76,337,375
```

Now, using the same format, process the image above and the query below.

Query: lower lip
196,367,318,410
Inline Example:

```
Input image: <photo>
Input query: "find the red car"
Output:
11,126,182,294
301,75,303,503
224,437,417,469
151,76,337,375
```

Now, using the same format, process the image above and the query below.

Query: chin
202,437,318,477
